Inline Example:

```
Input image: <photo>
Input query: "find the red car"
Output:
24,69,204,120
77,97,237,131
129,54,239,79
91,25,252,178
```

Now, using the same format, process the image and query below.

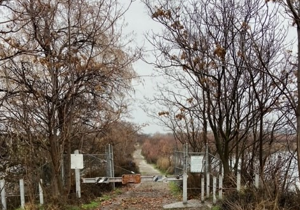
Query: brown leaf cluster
213,44,226,60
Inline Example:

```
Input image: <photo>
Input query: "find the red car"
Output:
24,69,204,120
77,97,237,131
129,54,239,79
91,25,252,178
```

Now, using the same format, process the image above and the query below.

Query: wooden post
206,173,210,198
219,174,223,199
39,179,44,205
205,144,210,198
74,150,81,198
0,179,6,210
213,176,217,205
237,172,241,192
182,143,188,204
20,179,25,208
254,173,259,188
201,175,205,203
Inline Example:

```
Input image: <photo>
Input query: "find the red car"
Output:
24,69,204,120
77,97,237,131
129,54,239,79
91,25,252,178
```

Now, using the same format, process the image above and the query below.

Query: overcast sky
122,0,297,135
123,0,170,134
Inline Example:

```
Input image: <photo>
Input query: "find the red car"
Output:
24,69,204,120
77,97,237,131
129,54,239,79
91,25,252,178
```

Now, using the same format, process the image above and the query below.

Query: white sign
190,155,204,173
71,154,84,169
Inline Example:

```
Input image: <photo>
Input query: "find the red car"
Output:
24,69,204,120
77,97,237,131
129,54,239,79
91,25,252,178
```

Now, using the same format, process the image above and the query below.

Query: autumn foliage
141,134,175,173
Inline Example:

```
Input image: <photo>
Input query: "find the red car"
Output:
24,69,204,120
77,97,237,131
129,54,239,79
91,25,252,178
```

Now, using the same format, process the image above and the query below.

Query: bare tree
143,0,291,181
269,0,300,181
0,0,138,201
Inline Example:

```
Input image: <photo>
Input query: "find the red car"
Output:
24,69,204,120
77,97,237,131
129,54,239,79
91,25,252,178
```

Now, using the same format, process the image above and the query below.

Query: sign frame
190,155,204,173
71,154,84,169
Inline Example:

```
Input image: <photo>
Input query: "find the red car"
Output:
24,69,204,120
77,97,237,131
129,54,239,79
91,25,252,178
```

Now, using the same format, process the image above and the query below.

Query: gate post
106,144,115,190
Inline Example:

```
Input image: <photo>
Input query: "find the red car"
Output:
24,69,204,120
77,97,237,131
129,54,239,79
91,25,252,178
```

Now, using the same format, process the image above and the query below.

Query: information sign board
71,154,84,169
190,155,204,173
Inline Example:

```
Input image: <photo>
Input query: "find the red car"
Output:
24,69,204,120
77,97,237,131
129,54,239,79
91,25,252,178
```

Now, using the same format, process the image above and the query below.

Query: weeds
169,181,181,198
81,201,100,210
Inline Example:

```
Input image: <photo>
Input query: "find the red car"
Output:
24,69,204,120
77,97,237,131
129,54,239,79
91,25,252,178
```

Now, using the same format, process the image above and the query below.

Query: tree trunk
49,134,63,199
297,22,300,182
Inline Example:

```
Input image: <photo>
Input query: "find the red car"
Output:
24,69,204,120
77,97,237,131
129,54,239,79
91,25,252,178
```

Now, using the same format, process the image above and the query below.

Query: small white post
20,179,25,208
182,143,188,204
205,144,210,198
237,172,241,192
39,179,44,205
183,172,188,204
213,176,217,205
201,176,205,203
75,150,81,198
206,173,210,198
1,179,6,210
254,173,259,188
218,174,223,199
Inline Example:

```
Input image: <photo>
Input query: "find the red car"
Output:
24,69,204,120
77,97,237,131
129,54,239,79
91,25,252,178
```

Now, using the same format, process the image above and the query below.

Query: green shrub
81,201,99,210
169,181,181,197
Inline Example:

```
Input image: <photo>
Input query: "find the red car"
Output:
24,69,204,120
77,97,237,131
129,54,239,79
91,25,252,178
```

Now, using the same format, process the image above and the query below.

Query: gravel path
132,148,161,176
96,147,202,210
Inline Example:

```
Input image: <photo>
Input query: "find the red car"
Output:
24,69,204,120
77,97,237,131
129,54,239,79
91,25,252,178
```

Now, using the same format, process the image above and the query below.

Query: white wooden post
254,173,259,188
237,172,241,192
39,179,44,205
206,173,210,198
74,150,81,198
201,176,205,203
205,144,210,198
219,174,223,199
183,172,188,204
182,143,188,204
213,176,217,205
1,179,6,210
20,179,25,208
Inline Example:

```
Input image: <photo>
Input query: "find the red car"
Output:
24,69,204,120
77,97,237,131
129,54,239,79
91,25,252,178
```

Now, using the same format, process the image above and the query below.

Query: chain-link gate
173,144,222,202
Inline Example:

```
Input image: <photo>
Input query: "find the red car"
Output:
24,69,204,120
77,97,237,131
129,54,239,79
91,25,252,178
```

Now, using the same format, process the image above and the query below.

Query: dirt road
97,147,180,210
132,148,161,176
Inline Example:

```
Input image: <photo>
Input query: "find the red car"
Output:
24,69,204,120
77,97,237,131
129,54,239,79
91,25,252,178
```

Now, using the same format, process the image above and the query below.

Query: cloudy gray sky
123,0,170,134
122,0,297,135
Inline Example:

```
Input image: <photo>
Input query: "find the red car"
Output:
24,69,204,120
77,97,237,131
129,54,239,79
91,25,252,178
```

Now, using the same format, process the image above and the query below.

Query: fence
73,144,114,198
0,179,44,210
1,144,266,208
173,143,261,205
0,145,114,209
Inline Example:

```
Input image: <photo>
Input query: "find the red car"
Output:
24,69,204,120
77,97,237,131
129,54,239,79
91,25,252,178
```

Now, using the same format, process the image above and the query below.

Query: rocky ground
95,147,202,210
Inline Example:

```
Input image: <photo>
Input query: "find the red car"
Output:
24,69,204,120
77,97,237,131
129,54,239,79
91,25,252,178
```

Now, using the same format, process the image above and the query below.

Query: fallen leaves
97,183,175,210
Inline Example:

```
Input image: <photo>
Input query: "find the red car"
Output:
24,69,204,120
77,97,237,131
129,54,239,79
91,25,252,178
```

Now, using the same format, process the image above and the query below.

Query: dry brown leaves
95,183,176,210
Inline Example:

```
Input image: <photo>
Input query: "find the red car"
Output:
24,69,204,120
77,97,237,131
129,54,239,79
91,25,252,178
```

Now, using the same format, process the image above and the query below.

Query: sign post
71,150,84,198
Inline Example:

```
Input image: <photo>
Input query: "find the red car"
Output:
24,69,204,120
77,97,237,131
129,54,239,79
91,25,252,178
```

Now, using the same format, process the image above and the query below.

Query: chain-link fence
173,149,222,175
173,145,222,195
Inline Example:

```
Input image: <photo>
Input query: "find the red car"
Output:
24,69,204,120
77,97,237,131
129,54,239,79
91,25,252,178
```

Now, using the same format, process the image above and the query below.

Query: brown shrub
157,157,171,171
221,187,300,210
141,134,175,166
